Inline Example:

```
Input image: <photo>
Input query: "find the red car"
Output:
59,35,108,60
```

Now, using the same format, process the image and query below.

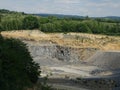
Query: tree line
0,9,120,36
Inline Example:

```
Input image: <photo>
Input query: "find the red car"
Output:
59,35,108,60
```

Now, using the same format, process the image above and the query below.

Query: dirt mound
87,51,120,69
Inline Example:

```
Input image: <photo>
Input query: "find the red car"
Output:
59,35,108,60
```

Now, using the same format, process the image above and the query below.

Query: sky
0,0,120,17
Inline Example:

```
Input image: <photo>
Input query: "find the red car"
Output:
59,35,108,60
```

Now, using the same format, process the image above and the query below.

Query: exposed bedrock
27,42,98,63
87,51,120,70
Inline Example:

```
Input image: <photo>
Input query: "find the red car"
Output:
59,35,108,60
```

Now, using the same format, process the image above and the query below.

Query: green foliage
0,36,40,90
76,23,92,33
1,19,23,31
1,9,120,36
0,9,25,15
23,15,39,30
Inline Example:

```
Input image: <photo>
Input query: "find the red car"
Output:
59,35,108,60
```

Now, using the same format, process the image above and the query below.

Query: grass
1,30,120,50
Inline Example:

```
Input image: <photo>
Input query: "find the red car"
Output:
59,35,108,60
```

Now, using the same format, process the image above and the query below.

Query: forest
0,9,120,36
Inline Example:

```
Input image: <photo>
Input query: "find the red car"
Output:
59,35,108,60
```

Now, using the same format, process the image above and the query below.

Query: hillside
34,14,120,20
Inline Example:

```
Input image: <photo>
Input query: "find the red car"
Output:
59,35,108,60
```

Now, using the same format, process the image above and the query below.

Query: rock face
27,42,98,63
87,51,120,69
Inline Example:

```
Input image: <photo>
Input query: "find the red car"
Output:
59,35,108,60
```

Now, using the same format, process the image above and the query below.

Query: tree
85,15,90,20
0,36,40,90
0,14,2,22
0,15,2,31
76,23,92,33
23,15,39,29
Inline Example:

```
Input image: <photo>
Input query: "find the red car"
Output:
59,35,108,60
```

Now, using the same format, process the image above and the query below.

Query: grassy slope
1,30,120,50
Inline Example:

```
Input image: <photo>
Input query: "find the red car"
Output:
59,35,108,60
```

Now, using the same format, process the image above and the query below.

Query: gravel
87,51,120,70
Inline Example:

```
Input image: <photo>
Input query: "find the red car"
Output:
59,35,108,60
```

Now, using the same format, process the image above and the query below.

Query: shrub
23,15,39,30
0,36,40,90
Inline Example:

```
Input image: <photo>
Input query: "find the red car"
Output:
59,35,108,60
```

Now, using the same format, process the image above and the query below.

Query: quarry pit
1,30,120,90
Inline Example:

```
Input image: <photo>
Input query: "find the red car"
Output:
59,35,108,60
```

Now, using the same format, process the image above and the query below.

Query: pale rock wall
27,42,98,62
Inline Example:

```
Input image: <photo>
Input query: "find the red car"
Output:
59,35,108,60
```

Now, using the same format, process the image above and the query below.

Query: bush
0,36,40,90
23,15,39,30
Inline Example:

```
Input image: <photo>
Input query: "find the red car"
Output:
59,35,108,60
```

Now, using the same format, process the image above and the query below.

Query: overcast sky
0,0,120,17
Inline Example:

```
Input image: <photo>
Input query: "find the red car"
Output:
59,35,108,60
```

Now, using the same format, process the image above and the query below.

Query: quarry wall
27,42,98,62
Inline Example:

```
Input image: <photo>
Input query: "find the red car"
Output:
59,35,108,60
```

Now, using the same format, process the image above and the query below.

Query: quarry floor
37,57,120,90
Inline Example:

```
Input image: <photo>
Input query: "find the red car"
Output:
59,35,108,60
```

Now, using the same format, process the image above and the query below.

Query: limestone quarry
1,30,120,90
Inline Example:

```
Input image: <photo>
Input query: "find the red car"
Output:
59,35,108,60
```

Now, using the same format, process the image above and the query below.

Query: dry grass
1,30,120,50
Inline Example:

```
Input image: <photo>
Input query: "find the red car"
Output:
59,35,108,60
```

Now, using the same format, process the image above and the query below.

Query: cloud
0,0,120,16
86,1,120,8
53,0,80,4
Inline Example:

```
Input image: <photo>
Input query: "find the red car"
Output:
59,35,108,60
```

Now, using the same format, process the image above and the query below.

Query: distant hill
34,13,120,20
34,13,84,19
103,16,120,20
